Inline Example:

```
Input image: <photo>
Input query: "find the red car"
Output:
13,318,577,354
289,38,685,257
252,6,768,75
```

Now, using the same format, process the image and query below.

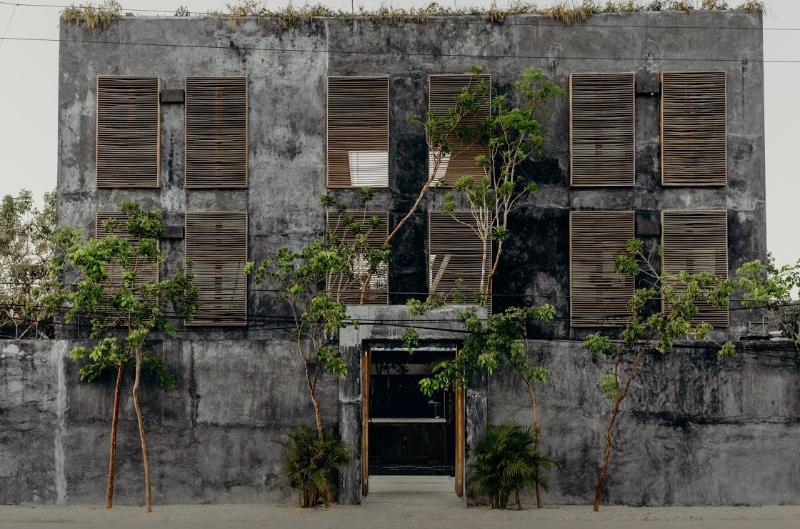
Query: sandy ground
2,501,800,529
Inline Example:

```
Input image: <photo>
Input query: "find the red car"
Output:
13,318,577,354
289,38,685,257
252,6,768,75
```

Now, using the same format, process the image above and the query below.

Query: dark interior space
368,348,455,476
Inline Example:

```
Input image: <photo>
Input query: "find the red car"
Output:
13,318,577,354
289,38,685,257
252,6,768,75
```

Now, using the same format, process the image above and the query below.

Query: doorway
361,345,464,497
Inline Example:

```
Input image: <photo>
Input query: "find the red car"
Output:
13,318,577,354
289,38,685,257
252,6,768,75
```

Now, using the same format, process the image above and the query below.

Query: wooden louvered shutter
428,212,488,305
661,210,728,327
96,76,160,188
661,72,727,186
569,73,635,187
327,76,389,188
96,211,159,287
185,212,248,326
185,77,248,188
570,211,635,327
428,74,491,187
325,211,389,304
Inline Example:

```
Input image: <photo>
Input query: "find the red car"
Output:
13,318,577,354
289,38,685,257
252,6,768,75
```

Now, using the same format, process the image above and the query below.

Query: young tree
250,193,389,506
0,190,57,339
411,302,557,508
358,68,488,303
736,256,800,357
442,67,563,299
46,202,198,511
583,239,734,512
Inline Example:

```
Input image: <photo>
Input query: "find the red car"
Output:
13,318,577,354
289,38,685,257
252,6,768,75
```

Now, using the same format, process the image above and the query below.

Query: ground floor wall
1,338,798,506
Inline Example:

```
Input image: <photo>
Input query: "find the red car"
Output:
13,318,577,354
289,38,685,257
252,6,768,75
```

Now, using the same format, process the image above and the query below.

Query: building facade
35,10,796,507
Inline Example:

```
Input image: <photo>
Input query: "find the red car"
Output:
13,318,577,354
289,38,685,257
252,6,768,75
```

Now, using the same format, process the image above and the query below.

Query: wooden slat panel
428,212,488,305
569,73,635,187
326,211,389,304
570,211,635,327
661,210,728,327
428,74,491,187
96,211,159,288
96,76,160,188
327,76,389,188
185,212,248,326
185,77,248,189
661,72,727,186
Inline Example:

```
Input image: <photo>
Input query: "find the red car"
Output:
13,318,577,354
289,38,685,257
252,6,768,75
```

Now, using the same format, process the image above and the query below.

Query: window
326,210,389,304
96,76,160,188
661,72,727,186
570,211,635,327
327,76,389,188
428,74,491,186
96,211,159,287
184,212,248,326
185,77,248,189
428,212,488,305
661,210,728,327
569,73,635,187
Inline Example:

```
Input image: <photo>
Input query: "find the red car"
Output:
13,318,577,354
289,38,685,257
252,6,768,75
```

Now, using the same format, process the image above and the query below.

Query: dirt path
2,504,800,529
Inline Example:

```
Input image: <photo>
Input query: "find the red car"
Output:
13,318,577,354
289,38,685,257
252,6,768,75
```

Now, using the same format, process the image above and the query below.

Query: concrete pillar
465,374,488,506
337,344,362,505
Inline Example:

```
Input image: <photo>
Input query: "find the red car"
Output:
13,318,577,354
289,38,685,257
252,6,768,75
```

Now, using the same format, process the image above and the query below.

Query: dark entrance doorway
366,347,456,476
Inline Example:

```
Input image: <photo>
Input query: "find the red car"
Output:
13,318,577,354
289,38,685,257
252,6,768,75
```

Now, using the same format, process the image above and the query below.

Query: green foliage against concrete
583,238,734,511
736,256,800,356
471,423,557,509
61,1,123,30
47,202,198,512
284,425,350,508
250,193,389,449
442,67,563,300
0,190,56,339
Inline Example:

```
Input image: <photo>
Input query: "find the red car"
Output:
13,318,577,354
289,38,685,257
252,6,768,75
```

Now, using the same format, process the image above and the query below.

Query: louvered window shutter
96,76,160,188
96,211,160,288
185,212,248,326
661,72,727,186
661,210,728,327
427,212,488,305
185,77,248,189
569,73,635,187
570,211,635,327
325,211,389,304
326,76,389,188
428,74,491,187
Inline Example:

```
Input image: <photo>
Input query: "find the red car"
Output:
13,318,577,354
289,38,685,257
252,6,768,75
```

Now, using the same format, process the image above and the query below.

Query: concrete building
4,9,798,508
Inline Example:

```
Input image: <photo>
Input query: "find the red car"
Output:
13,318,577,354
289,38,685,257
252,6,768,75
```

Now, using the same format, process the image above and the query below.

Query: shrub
285,426,350,508
471,423,556,509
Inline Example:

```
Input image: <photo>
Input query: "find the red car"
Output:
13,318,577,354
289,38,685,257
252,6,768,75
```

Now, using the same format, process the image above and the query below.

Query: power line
2,34,795,63
0,0,798,32
0,2,16,52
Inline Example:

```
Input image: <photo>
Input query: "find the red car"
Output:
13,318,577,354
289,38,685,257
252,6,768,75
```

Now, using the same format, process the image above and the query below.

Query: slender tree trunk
131,350,152,512
485,240,504,302
105,364,125,509
593,395,623,512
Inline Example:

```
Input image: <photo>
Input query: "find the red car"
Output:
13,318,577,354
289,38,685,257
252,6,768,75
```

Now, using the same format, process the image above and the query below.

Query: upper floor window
661,72,727,186
569,72,635,187
185,76,248,189
96,76,160,188
326,76,389,188
428,212,488,306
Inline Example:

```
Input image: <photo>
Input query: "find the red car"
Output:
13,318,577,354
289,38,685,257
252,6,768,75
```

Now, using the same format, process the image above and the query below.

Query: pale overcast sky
0,0,797,266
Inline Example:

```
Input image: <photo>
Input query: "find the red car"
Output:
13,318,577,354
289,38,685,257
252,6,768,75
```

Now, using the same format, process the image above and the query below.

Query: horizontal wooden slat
185,77,248,189
570,73,635,187
326,211,389,304
184,212,248,326
661,72,727,186
661,210,728,327
96,211,159,288
570,211,635,327
327,76,389,188
428,212,488,306
96,76,160,188
428,74,491,187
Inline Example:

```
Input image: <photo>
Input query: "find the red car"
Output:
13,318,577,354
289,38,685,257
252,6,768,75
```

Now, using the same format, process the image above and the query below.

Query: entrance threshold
363,476,464,507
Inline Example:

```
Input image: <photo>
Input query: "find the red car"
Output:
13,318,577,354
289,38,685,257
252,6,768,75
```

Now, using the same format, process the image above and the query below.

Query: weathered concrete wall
2,338,799,506
57,11,766,339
